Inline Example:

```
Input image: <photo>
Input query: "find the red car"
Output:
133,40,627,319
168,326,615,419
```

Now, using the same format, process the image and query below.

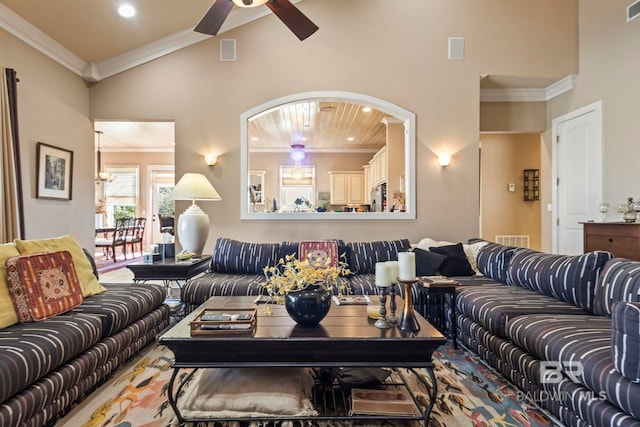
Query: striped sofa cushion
346,239,411,274
506,314,640,422
475,242,516,284
0,313,103,404
210,238,280,275
506,249,613,312
456,285,588,338
593,258,640,316
612,301,640,383
69,283,166,337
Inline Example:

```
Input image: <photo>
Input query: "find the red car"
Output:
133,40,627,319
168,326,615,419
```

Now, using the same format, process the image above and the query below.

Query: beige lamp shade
172,173,221,202
171,173,221,256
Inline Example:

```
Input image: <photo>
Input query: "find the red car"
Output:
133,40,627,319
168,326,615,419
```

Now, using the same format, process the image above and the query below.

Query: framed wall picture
36,142,73,200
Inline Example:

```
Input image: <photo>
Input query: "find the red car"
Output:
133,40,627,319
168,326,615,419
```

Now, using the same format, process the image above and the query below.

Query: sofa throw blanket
299,240,339,268
181,367,318,420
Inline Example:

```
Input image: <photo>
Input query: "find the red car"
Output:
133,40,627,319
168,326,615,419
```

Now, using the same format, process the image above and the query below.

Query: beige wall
480,134,542,250
2,29,94,248
545,0,640,252
88,0,578,252
4,0,588,252
480,102,547,133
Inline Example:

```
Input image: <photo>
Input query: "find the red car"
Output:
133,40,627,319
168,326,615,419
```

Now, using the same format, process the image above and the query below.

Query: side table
417,277,459,349
126,255,211,317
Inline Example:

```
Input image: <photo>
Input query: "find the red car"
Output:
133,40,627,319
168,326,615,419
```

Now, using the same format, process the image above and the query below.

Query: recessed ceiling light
362,106,372,112
118,4,136,18
251,137,258,141
347,137,354,141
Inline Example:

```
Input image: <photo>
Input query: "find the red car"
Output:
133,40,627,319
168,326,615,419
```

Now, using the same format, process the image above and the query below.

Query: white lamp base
177,203,210,256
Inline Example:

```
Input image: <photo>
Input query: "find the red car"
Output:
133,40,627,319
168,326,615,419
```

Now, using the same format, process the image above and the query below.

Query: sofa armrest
612,301,640,383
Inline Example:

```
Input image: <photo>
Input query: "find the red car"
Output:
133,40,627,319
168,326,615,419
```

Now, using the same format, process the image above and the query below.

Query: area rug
94,253,142,275
56,342,562,427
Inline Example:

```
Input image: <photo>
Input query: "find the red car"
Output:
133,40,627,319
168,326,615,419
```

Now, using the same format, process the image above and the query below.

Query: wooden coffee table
160,295,446,426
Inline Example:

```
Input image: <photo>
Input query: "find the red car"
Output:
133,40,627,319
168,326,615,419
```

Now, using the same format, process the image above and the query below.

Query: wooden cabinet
582,222,640,261
329,172,365,205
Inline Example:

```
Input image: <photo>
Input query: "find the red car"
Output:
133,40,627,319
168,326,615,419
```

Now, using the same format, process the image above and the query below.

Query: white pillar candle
398,252,416,281
386,261,399,283
375,262,392,287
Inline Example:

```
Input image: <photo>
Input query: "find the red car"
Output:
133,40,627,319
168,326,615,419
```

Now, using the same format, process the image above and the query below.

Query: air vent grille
495,235,530,248
628,0,640,22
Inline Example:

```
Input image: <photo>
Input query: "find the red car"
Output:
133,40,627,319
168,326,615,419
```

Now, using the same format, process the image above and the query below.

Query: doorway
149,166,175,244
479,133,543,250
93,121,175,249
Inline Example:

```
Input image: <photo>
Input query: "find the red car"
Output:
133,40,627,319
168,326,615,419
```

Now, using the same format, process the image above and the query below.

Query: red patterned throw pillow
5,250,83,322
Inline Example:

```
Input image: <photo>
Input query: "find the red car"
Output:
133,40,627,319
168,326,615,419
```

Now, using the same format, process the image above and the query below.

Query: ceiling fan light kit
232,0,269,7
195,0,318,41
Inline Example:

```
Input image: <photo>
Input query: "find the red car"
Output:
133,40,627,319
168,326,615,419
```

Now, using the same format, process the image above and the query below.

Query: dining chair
95,217,130,262
127,217,147,256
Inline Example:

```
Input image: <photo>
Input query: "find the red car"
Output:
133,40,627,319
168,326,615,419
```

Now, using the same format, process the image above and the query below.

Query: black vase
284,284,332,326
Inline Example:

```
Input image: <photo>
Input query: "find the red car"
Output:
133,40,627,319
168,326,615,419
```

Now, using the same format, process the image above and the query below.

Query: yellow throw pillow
0,242,20,329
15,235,107,297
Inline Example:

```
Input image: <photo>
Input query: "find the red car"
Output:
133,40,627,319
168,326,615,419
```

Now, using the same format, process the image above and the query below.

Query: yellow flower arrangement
261,253,352,305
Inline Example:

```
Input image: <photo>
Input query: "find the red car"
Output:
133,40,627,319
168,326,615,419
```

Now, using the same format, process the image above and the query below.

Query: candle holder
387,284,399,323
374,286,392,329
398,279,420,333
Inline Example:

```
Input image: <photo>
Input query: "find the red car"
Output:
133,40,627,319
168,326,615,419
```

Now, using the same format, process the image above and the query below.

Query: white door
148,167,175,244
552,101,603,254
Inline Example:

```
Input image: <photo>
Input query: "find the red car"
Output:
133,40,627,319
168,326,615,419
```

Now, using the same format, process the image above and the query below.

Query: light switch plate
508,183,516,192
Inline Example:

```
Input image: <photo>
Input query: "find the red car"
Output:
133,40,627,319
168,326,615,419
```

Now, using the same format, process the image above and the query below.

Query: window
104,166,139,226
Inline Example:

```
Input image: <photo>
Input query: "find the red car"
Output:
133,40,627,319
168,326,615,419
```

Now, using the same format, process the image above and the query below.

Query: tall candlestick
398,252,416,281
375,262,392,287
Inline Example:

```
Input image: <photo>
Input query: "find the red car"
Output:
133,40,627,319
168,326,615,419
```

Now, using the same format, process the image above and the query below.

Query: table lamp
171,173,221,256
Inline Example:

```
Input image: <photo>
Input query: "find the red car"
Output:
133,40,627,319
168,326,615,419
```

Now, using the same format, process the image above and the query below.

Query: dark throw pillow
413,248,447,276
429,243,475,276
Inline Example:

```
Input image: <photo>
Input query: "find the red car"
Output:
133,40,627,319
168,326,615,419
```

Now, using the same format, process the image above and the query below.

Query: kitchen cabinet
329,172,365,205
363,165,372,204
369,147,387,186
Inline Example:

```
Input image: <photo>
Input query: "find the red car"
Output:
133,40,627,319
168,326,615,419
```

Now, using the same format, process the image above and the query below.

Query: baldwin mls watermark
516,361,607,403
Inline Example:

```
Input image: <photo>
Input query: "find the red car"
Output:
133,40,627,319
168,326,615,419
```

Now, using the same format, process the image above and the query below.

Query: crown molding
545,74,578,100
1,0,304,82
480,74,578,102
0,3,87,75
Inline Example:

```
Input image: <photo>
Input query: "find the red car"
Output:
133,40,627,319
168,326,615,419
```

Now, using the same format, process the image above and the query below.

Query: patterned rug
55,342,562,427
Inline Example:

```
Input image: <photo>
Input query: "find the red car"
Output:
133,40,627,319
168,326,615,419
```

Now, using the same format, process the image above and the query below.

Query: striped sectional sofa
0,240,169,427
182,237,413,312
453,241,640,427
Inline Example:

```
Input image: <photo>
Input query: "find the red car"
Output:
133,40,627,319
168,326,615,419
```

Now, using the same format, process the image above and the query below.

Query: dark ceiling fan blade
266,0,319,41
194,0,234,35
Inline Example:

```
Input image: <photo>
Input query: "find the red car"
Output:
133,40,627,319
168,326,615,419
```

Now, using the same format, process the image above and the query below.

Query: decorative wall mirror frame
240,91,416,220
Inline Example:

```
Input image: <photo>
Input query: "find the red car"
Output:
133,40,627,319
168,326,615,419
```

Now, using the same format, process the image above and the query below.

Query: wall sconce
204,153,218,167
438,153,451,167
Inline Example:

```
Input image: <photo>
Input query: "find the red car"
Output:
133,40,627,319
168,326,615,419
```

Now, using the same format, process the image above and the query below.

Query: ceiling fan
195,0,319,41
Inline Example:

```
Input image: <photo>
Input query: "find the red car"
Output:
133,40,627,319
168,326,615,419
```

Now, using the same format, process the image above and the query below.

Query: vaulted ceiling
1,1,573,151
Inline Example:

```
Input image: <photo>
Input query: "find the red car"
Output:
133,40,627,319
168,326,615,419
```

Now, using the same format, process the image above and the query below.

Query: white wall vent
448,37,464,60
495,235,530,248
220,39,236,61
628,0,640,22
